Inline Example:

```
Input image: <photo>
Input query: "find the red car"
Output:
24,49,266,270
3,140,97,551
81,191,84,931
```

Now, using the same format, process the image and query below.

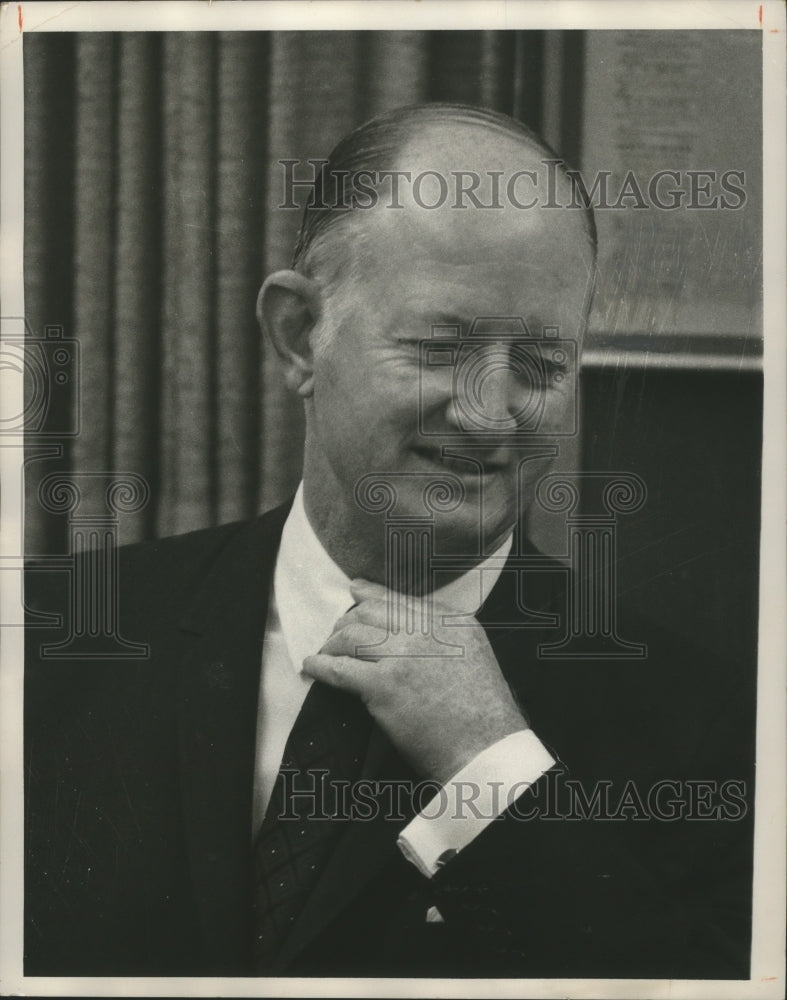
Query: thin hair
289,103,598,352
291,102,597,273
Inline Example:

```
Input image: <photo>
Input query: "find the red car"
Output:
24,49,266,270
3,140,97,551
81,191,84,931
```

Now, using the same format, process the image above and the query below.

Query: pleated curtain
23,30,581,554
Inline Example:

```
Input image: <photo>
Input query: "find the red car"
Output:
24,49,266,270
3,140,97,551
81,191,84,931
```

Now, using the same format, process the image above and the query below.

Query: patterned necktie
251,678,373,970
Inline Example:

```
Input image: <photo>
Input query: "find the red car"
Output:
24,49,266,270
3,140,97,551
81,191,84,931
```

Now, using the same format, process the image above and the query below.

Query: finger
321,623,385,658
333,598,392,634
354,599,391,629
350,578,387,600
351,578,447,617
352,585,436,621
302,653,369,696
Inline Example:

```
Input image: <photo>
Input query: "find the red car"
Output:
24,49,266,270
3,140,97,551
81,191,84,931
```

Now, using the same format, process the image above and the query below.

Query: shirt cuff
396,729,555,879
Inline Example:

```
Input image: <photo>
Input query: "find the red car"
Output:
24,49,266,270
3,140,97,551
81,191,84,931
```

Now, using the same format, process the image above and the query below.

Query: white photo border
1,2,784,997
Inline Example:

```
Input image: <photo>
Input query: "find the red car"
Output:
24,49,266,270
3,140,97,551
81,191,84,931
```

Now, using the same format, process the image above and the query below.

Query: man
24,104,755,979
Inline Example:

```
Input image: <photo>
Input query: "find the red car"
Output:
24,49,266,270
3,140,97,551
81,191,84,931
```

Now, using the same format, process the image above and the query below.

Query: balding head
290,103,597,307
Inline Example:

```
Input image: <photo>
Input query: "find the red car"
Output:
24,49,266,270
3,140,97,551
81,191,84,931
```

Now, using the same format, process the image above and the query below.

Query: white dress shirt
253,484,555,877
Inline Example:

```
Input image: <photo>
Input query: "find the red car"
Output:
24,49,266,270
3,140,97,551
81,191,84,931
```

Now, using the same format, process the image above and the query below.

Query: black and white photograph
1,2,784,996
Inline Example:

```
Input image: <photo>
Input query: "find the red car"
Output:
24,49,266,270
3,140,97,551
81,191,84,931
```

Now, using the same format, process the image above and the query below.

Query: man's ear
256,270,322,397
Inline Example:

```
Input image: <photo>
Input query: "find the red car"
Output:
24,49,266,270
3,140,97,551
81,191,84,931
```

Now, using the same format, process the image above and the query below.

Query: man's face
306,151,594,560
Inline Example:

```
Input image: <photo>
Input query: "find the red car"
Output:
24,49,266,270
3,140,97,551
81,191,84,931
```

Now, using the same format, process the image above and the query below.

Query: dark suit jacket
24,499,756,978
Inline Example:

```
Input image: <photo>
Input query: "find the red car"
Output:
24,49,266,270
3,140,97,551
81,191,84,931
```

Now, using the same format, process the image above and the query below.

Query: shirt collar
273,483,512,675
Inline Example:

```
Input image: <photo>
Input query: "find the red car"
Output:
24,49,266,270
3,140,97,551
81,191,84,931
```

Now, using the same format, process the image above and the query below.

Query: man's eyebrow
409,311,472,332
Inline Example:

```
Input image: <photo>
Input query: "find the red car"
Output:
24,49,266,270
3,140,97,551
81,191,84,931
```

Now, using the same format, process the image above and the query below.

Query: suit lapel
175,501,291,972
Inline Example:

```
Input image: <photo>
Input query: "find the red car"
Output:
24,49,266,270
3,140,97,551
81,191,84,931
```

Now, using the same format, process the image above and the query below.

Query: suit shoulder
25,518,248,618
117,518,250,583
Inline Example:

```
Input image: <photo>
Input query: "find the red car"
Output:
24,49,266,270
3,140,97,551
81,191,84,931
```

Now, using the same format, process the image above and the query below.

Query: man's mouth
413,446,510,474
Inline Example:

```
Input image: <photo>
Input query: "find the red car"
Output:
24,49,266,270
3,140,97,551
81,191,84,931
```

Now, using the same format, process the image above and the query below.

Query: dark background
583,366,761,669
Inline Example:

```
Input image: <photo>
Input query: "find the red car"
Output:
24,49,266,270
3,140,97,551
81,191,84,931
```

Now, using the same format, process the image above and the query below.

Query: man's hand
302,579,529,785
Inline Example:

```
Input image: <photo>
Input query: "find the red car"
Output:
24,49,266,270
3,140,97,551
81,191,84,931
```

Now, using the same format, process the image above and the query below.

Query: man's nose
445,353,522,434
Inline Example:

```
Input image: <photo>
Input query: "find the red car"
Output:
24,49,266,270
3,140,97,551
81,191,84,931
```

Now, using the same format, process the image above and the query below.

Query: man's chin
432,502,517,560
352,457,517,555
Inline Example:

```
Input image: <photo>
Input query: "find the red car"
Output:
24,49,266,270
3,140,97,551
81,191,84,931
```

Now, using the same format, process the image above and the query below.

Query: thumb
302,652,367,696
